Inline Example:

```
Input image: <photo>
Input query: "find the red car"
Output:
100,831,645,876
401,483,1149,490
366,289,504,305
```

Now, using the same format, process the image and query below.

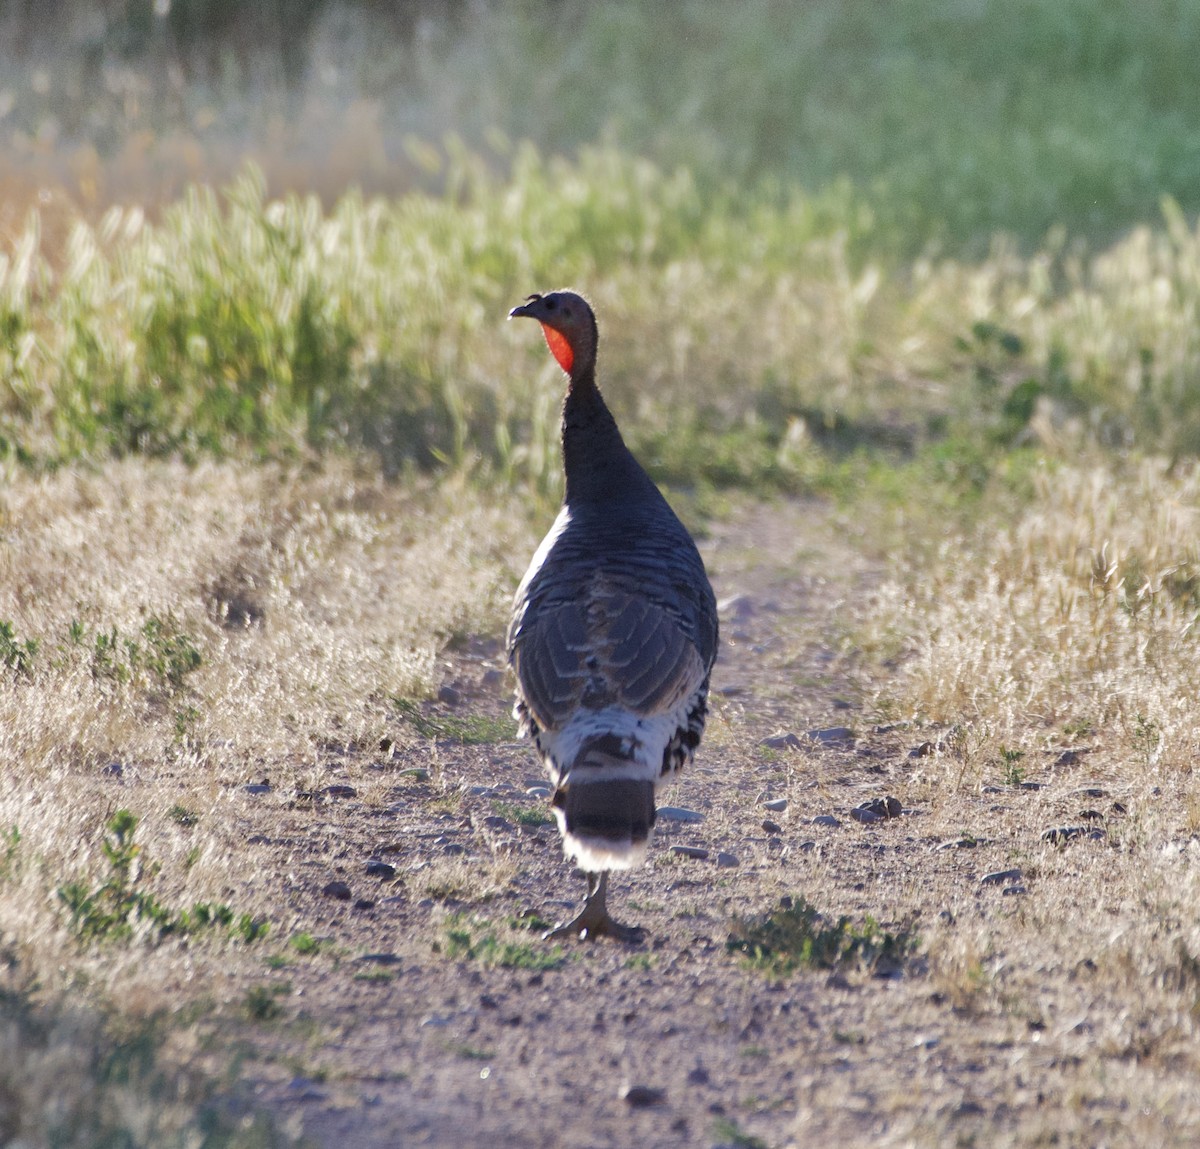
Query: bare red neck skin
540,323,575,375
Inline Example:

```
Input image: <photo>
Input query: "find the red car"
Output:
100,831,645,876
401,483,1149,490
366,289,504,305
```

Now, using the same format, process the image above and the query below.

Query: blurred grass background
7,0,1200,253
4,0,1200,498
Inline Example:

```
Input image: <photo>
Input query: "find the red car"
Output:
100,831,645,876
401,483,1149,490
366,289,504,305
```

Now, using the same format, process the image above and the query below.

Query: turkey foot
543,872,643,943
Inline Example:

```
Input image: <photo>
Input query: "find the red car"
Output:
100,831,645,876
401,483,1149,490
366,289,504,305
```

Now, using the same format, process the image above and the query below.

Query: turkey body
507,289,718,940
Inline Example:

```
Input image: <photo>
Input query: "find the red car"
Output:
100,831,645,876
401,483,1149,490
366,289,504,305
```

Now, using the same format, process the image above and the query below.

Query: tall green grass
8,1,1200,252
5,151,1200,497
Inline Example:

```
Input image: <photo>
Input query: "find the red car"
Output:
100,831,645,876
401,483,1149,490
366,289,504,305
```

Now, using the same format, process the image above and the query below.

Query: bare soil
203,496,1199,1149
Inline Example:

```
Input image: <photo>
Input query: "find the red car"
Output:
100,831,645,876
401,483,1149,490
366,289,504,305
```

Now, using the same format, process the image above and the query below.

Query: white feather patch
538,701,694,789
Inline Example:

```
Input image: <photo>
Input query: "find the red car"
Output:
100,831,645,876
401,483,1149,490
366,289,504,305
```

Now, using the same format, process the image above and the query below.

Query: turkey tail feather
557,768,655,873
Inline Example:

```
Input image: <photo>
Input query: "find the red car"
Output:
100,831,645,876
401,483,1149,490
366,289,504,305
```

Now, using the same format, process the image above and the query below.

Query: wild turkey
507,290,719,941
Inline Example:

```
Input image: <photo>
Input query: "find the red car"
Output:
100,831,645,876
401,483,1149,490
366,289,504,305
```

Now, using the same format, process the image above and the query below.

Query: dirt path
224,497,1191,1149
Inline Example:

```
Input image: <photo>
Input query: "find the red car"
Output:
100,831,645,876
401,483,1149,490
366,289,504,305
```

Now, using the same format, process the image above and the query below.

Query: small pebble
482,815,513,831
358,952,402,965
323,784,357,799
763,798,788,812
620,1084,666,1108
761,819,782,834
102,762,124,778
812,814,841,828
980,868,1022,886
759,732,802,751
287,1077,327,1102
715,852,739,868
242,783,271,796
323,881,352,901
1069,785,1107,798
1042,826,1084,844
934,837,978,851
658,806,705,823
1054,749,1086,766
437,684,463,706
481,668,506,691
909,741,935,758
365,860,396,880
468,785,494,796
798,840,817,852
766,837,783,851
852,796,902,821
808,726,855,746
526,786,552,798
670,845,709,860
1002,885,1028,896
717,593,755,620
442,843,467,856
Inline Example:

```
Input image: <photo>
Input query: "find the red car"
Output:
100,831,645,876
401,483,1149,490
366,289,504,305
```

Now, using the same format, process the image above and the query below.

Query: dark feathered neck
561,364,656,507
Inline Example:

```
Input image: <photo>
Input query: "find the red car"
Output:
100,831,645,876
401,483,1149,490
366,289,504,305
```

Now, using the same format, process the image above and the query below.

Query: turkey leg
543,871,643,943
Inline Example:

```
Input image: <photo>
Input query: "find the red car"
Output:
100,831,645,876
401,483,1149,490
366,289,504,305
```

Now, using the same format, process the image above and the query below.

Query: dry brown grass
0,457,534,1011
869,458,1200,765
4,461,1200,1146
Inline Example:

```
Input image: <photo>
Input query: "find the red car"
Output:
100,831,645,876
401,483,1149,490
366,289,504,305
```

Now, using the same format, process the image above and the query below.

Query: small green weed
1132,712,1162,763
711,1117,769,1149
57,810,268,946
0,825,19,880
0,620,38,676
85,617,202,691
393,698,516,744
244,983,291,1021
506,912,552,932
167,804,200,827
443,1041,493,1061
440,918,564,971
290,932,321,956
491,800,553,828
353,968,397,983
727,897,918,978
999,746,1026,786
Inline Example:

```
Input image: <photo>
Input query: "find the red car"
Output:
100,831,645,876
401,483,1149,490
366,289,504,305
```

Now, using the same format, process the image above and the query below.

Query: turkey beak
509,295,542,320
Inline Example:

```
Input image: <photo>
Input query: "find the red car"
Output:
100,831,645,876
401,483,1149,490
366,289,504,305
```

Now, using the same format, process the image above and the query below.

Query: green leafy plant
711,1117,769,1149
490,800,554,828
0,620,38,676
85,617,202,691
439,918,564,971
290,932,321,955
244,983,291,1021
727,897,917,978
57,810,268,945
999,746,1026,786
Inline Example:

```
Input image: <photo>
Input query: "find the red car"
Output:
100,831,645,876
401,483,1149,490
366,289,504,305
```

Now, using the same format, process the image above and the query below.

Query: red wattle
541,324,575,375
